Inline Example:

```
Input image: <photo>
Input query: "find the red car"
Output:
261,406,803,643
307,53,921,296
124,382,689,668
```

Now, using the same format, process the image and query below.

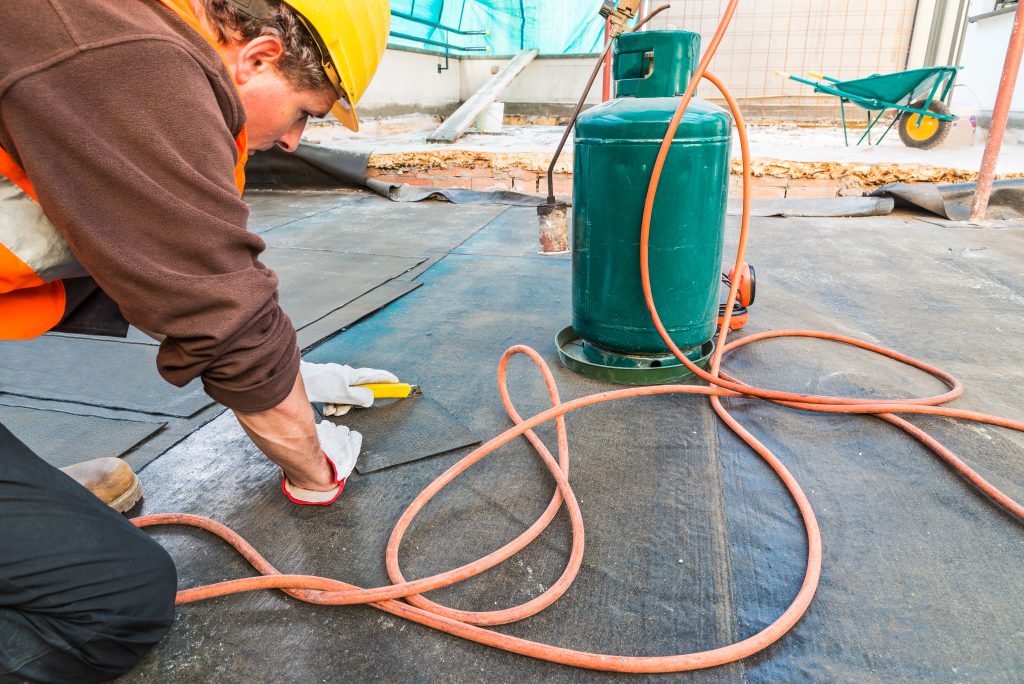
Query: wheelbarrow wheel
898,99,952,149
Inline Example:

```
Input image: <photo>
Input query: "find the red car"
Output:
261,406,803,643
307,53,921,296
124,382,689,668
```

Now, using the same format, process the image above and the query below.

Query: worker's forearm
233,373,334,491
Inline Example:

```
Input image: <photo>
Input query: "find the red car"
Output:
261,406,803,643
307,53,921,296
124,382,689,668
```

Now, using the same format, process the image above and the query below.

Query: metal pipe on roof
969,1,1024,222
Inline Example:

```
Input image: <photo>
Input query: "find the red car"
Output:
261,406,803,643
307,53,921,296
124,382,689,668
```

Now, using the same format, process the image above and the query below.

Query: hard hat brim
331,99,359,132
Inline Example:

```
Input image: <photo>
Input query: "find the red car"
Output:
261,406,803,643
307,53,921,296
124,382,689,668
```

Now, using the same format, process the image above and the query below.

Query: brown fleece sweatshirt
0,0,300,411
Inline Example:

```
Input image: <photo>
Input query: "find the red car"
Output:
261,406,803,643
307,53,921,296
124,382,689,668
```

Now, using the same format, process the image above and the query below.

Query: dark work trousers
52,278,129,338
0,424,176,683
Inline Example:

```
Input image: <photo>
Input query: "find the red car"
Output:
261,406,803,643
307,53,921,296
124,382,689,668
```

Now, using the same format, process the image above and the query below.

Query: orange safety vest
0,0,248,340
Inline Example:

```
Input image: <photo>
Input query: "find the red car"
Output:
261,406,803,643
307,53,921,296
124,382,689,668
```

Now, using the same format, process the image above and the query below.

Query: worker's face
227,36,338,152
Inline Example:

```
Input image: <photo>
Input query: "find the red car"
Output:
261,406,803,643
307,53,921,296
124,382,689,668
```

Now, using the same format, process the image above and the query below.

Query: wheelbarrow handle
777,69,840,84
775,71,825,90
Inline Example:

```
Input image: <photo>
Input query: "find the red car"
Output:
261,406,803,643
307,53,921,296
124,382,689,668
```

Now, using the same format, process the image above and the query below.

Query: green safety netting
388,0,607,56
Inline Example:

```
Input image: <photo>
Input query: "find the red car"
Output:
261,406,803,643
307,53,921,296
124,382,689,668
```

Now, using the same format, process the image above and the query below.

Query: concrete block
421,178,466,188
753,176,789,187
512,177,539,193
839,178,867,197
509,168,538,181
750,185,785,199
838,185,868,197
395,177,434,186
551,178,573,196
786,181,839,198
455,166,492,178
471,177,513,191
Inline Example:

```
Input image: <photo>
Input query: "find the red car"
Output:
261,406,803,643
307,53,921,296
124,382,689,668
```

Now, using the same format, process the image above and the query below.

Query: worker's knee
3,533,176,683
123,531,178,632
67,533,178,681
64,532,177,684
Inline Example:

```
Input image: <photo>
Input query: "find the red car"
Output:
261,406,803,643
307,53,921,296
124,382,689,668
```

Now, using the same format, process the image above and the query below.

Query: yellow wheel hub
904,113,940,141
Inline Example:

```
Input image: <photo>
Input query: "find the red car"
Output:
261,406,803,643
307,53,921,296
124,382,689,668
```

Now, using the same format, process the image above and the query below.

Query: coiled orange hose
133,0,1024,672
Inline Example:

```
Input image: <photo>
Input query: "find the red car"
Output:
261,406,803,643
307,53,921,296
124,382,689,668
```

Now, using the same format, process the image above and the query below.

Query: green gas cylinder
561,30,731,384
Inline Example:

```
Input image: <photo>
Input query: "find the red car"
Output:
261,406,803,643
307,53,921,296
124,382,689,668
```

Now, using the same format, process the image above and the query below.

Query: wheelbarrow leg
876,113,901,145
856,108,887,145
840,98,849,146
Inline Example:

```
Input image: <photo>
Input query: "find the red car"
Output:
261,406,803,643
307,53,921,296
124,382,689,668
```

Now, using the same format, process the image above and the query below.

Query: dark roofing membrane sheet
0,335,211,418
124,208,1024,682
0,404,163,468
0,187,488,462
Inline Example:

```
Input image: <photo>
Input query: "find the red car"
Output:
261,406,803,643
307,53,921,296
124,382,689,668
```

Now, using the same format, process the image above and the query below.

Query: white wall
907,0,969,69
952,1,1023,114
358,49,604,117
358,49,606,117
358,49,461,117
459,58,605,105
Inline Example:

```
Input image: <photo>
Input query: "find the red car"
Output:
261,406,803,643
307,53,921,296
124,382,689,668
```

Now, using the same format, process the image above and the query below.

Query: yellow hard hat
233,0,390,132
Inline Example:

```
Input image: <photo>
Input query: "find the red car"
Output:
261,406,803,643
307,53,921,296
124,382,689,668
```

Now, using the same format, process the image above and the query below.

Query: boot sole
109,471,143,513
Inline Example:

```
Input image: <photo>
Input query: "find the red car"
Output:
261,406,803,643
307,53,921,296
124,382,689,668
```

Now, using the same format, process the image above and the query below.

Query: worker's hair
198,0,331,92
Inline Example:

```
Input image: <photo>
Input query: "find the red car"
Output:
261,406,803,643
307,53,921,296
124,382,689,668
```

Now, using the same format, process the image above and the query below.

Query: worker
0,0,391,680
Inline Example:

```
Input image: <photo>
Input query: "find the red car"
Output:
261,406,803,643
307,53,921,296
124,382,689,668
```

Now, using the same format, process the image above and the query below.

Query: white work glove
300,360,399,416
282,422,362,505
316,420,363,481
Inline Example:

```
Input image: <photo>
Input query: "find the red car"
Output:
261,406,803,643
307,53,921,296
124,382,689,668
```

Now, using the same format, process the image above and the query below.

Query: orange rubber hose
132,0,1024,672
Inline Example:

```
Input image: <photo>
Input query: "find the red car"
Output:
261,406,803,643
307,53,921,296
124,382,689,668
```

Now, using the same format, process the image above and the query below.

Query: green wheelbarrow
776,66,961,149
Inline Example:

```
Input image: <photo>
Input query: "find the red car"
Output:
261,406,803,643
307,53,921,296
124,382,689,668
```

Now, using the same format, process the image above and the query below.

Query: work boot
60,457,143,513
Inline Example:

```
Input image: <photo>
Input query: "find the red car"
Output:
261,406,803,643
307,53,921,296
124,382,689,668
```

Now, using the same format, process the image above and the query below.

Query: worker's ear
233,35,285,85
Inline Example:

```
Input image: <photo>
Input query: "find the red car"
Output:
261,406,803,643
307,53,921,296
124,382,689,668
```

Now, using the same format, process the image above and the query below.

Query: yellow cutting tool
359,383,421,399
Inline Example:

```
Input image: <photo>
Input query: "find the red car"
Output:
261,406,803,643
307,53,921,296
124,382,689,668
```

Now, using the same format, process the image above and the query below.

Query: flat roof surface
98,194,1024,682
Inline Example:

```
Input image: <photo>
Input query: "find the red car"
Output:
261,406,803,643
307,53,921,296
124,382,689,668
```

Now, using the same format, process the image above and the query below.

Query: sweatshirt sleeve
0,40,299,411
